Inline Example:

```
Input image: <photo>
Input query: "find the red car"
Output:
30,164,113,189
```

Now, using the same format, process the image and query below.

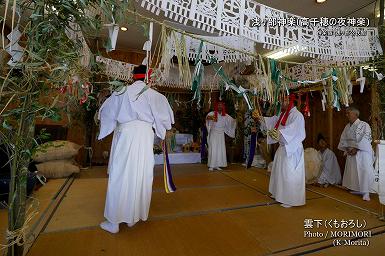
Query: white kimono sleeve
278,112,305,155
98,95,119,140
279,113,304,145
224,114,237,138
355,122,373,153
323,149,340,175
149,93,175,140
338,125,350,152
206,112,215,134
263,116,279,145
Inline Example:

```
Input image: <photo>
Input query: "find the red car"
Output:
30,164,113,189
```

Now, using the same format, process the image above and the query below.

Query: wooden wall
100,49,146,65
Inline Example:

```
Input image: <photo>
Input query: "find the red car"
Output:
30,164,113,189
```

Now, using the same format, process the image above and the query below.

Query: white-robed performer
98,65,174,233
259,94,306,208
317,134,341,186
338,107,375,201
206,101,236,171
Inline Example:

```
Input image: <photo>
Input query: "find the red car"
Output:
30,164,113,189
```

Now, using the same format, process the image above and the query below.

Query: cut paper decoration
356,67,366,93
5,26,24,66
134,0,382,61
106,24,119,52
375,71,384,81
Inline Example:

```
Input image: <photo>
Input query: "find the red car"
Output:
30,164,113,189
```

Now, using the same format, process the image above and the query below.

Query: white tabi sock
127,222,135,228
215,167,222,170
363,193,370,201
209,167,214,171
280,204,292,208
100,221,119,234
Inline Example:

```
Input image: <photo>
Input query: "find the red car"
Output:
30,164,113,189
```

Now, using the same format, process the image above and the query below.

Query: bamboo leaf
2,120,12,130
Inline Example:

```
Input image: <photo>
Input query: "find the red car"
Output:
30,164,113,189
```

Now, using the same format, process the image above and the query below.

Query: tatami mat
226,198,383,254
152,171,239,190
44,177,274,232
22,164,385,256
28,197,384,256
307,184,382,214
221,170,322,199
312,233,385,256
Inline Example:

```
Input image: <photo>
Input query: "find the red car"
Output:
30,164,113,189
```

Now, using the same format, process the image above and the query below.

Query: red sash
274,94,296,129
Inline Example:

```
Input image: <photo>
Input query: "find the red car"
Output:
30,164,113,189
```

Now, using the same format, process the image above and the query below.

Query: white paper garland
137,0,382,61
96,55,135,81
168,32,254,63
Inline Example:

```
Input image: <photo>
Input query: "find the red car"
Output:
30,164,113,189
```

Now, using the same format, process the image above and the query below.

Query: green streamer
270,59,282,110
211,62,254,110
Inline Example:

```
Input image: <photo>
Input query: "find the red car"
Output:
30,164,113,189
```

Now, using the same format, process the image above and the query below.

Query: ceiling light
316,0,327,3
265,45,307,60
120,27,127,31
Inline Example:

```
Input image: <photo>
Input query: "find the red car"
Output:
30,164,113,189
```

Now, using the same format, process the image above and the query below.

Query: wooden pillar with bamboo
371,79,380,141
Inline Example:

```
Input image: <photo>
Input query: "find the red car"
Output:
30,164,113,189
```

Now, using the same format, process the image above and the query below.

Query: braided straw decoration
0,198,39,250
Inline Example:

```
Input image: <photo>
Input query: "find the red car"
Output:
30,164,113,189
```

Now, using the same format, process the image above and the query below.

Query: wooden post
312,103,316,146
380,0,385,50
371,80,380,140
328,106,334,150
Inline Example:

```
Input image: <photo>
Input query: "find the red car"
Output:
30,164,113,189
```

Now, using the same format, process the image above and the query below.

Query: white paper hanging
356,67,366,93
107,24,119,52
135,0,382,61
142,56,148,65
375,71,384,81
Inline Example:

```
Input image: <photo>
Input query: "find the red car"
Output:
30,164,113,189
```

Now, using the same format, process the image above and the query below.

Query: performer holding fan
258,94,306,208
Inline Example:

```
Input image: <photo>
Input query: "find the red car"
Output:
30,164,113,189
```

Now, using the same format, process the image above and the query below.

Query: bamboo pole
7,93,34,256
380,0,385,50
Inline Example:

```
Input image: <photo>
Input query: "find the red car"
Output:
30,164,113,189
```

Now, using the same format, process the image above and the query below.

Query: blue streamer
246,132,257,168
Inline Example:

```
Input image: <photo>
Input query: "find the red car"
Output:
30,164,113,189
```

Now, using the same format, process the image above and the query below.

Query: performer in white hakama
338,107,375,201
317,134,341,186
206,101,236,171
98,65,174,233
259,94,306,208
